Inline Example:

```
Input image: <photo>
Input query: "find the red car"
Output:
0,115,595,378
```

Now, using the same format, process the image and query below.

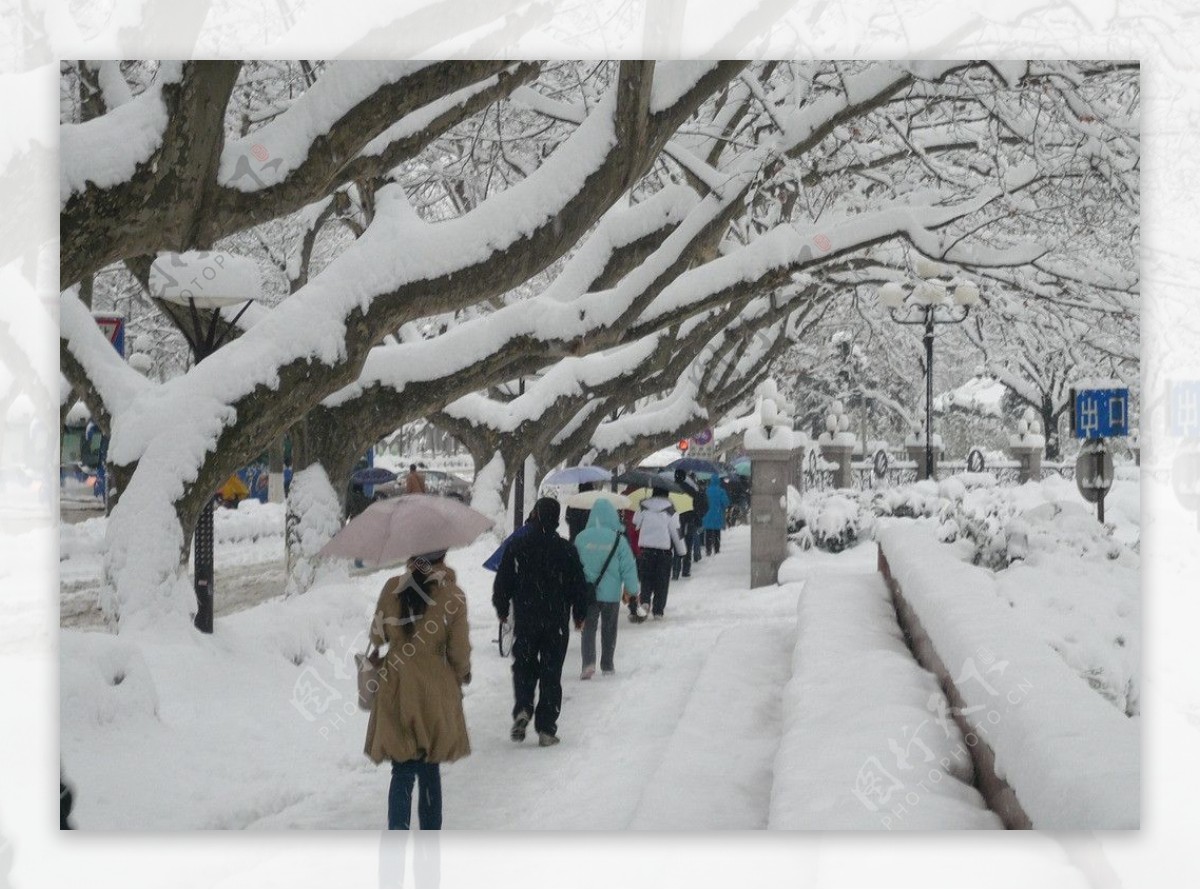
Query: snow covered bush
789,489,870,553
952,484,1134,571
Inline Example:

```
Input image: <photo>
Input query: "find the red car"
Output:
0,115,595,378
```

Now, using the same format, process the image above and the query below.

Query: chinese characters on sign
1073,387,1130,439
1169,380,1200,438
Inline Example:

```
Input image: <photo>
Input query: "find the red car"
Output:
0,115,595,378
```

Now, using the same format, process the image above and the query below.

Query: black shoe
629,613,647,624
511,711,531,742
538,732,560,747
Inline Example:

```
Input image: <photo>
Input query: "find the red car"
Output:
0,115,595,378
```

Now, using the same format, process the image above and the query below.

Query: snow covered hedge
877,521,1139,829
789,475,1139,568
770,574,1000,829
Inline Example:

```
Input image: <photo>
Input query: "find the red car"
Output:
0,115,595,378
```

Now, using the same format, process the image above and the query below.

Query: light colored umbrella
542,465,611,486
626,487,693,514
565,490,631,511
318,494,493,568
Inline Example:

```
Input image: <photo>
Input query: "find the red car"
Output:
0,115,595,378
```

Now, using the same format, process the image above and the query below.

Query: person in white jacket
631,487,687,621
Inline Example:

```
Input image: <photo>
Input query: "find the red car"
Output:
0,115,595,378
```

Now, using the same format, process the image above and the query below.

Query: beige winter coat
363,566,471,765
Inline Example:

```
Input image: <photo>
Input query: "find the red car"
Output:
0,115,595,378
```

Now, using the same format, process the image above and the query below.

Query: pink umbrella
318,494,494,568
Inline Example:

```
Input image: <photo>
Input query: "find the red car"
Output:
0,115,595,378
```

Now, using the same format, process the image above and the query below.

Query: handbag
585,533,623,606
355,640,383,711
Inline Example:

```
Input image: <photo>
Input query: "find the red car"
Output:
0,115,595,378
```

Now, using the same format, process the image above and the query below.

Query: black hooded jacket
493,498,588,629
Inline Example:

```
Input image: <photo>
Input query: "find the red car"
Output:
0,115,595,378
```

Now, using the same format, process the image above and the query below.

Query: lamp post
150,252,260,634
878,263,980,481
513,377,526,531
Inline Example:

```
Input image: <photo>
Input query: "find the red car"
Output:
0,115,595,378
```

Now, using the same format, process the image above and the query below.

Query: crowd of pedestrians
363,465,742,830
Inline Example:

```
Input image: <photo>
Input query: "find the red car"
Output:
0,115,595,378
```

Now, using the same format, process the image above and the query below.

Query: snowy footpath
62,526,805,830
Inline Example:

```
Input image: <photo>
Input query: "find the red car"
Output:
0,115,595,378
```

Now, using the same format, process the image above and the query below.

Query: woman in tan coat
364,550,471,830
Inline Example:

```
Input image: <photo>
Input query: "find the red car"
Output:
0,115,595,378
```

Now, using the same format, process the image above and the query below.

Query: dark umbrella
612,469,683,493
666,457,724,475
350,466,398,486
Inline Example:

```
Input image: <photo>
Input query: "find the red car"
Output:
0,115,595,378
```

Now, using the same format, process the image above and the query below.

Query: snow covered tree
59,59,1139,626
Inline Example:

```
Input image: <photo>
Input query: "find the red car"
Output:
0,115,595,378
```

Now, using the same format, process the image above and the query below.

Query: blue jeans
388,758,442,830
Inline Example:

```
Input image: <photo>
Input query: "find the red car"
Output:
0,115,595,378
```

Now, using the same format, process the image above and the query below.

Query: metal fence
800,458,1078,492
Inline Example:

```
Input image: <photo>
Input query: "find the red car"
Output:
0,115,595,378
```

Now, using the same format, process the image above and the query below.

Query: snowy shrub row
787,476,1138,568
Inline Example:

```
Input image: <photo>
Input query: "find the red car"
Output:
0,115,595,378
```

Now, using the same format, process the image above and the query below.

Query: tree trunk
1041,396,1061,461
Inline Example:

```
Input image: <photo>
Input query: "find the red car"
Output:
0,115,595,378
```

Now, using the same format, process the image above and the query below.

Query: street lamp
878,263,981,480
150,251,261,634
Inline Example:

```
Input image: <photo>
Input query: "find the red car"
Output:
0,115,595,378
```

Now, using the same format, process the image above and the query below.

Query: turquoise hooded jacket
573,499,640,603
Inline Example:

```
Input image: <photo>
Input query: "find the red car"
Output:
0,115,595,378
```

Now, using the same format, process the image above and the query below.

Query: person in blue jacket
701,474,731,556
573,499,640,679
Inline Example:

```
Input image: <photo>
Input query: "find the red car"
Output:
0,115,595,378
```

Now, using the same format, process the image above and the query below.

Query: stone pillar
905,443,943,481
1007,442,1043,483
747,446,797,588
820,442,855,489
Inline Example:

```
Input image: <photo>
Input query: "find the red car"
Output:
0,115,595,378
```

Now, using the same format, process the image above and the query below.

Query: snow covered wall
877,521,1140,829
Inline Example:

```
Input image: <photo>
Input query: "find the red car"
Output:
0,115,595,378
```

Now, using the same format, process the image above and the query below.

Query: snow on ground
60,500,286,628
62,525,805,830
771,546,1000,830
57,488,1141,834
878,521,1139,829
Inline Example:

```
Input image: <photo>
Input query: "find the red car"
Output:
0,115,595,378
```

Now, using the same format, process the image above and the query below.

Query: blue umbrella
542,465,611,486
482,521,534,572
350,466,398,486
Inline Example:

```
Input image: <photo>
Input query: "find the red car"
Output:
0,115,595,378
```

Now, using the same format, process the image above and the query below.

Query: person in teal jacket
701,475,731,556
573,499,640,679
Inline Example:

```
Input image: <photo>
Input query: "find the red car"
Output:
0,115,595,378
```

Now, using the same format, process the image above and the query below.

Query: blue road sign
1073,388,1130,439
1169,380,1200,438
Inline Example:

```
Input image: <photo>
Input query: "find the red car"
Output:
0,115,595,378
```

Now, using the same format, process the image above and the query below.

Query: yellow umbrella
218,474,250,503
626,487,693,513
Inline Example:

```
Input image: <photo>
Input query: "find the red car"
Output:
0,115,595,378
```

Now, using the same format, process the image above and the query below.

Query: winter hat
673,468,687,483
533,497,561,531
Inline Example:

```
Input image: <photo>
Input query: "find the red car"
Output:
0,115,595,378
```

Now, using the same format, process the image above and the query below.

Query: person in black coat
672,469,700,579
564,481,595,542
493,497,588,746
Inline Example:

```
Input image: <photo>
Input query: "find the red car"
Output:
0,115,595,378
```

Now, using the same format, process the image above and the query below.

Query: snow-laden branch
60,287,153,423
60,62,183,207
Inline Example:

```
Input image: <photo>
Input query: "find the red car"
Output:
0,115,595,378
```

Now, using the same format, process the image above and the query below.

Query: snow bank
877,521,1139,828
60,633,160,726
770,575,999,830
